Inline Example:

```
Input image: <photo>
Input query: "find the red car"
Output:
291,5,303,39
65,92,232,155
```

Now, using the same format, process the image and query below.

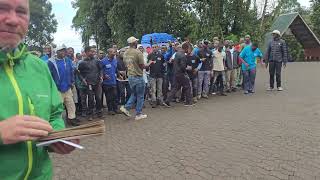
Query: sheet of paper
36,139,84,150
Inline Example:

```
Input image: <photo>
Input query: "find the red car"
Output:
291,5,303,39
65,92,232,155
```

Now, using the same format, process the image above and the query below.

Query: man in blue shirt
48,45,80,126
101,48,119,115
239,42,263,94
41,44,52,63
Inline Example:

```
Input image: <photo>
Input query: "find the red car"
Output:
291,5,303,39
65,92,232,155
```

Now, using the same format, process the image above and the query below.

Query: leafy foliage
26,0,58,50
71,0,318,60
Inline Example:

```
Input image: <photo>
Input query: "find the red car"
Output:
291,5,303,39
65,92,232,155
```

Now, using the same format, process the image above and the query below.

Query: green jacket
0,44,65,180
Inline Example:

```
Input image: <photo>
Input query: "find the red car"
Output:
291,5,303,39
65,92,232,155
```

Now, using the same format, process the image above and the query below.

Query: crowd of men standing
41,30,289,126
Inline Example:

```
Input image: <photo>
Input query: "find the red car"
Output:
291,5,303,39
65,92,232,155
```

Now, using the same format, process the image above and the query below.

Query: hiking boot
120,106,131,117
277,87,283,91
135,114,148,120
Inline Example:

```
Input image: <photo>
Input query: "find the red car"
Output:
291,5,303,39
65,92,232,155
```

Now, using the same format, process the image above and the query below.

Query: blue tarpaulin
141,33,176,46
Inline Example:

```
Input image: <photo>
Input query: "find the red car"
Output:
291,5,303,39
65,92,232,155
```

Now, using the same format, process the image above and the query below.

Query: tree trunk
260,0,268,32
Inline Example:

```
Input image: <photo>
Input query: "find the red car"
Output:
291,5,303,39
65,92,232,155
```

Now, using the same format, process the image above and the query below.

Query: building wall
305,48,320,61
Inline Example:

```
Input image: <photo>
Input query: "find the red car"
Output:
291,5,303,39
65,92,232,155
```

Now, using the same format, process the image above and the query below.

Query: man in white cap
120,37,148,120
264,30,288,91
48,45,80,126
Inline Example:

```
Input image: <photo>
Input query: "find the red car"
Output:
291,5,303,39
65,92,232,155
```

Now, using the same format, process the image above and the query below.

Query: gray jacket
265,39,288,64
225,50,239,70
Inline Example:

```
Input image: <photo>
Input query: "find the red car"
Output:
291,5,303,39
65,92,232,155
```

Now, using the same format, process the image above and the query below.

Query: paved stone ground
52,62,320,180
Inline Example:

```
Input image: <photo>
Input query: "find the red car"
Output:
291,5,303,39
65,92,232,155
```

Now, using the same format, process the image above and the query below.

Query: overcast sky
49,0,311,53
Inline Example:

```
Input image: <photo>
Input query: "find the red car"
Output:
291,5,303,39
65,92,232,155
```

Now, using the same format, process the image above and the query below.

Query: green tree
26,0,58,50
310,0,320,37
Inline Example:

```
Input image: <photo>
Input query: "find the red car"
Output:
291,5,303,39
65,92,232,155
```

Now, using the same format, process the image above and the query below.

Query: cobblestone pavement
52,62,320,180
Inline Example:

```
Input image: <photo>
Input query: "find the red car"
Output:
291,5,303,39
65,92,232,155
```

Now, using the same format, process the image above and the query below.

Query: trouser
225,69,236,90
243,68,256,91
235,67,243,86
213,71,226,94
149,77,164,103
166,74,192,104
103,85,118,112
118,81,131,105
162,75,169,100
71,87,78,104
60,89,76,119
80,84,103,115
125,76,145,115
190,77,198,97
269,62,282,88
198,71,210,96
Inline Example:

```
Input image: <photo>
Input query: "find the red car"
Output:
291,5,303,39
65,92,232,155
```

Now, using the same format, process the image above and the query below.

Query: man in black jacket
147,45,166,108
77,46,103,119
264,30,288,91
164,42,193,107
198,40,213,99
225,43,240,92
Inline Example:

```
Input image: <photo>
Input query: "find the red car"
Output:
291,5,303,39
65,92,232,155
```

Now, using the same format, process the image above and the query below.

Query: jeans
60,89,76,119
166,74,192,104
149,77,163,103
243,68,256,92
80,84,103,115
103,85,118,112
118,81,131,105
190,77,198,97
125,76,145,115
212,71,225,94
225,69,236,90
198,71,210,96
269,62,282,88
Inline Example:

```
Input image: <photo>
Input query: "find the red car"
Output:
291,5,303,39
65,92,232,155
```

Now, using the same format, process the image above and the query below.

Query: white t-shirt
213,51,225,71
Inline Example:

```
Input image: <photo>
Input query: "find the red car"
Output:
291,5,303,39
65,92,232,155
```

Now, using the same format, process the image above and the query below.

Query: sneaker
244,91,249,94
219,93,227,96
120,106,131,117
267,87,274,91
175,98,180,103
249,90,255,94
163,101,171,108
202,95,209,99
135,114,148,120
81,112,87,118
197,95,201,100
211,92,217,95
108,111,116,116
184,103,194,107
277,87,283,91
226,89,231,93
231,88,237,92
193,97,198,103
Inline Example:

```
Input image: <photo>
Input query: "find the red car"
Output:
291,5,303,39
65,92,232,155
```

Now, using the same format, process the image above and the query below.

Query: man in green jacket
0,0,77,179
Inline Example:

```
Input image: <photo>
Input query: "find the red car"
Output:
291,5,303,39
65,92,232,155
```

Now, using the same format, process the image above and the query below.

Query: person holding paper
0,0,78,179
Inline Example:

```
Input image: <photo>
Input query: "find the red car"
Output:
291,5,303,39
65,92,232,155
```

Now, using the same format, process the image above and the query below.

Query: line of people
41,30,288,125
